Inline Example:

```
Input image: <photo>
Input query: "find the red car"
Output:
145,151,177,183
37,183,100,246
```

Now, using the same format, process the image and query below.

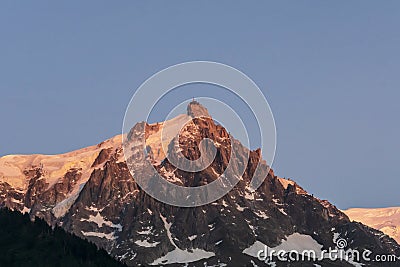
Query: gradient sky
1,1,399,209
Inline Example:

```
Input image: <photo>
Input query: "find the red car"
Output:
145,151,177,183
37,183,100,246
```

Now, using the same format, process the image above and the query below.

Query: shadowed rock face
0,102,399,266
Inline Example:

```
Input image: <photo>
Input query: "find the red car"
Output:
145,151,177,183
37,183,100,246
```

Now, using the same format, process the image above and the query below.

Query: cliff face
0,102,399,266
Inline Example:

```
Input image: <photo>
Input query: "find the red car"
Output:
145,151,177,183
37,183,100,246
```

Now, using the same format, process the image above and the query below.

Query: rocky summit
0,102,399,266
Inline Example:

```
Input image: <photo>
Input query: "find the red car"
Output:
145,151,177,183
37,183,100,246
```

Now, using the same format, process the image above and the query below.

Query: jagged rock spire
187,100,211,118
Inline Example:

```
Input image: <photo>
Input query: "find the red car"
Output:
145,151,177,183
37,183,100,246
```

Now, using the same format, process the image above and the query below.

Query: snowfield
343,207,400,244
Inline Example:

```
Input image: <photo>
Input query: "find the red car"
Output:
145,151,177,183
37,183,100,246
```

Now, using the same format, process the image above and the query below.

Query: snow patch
80,212,122,231
151,214,214,265
150,248,215,265
236,203,246,212
243,233,323,259
244,190,255,200
278,208,288,216
81,231,115,240
138,226,153,235
21,207,30,214
254,210,269,219
188,235,197,241
135,239,160,247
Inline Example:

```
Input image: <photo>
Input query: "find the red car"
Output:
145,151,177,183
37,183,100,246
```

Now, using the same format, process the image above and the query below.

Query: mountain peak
187,100,210,118
1,100,400,266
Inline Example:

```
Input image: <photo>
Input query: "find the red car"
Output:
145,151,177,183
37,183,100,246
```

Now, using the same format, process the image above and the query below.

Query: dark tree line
0,208,126,267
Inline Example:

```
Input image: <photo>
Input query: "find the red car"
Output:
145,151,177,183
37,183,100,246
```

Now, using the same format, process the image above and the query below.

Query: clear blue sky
1,1,399,209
